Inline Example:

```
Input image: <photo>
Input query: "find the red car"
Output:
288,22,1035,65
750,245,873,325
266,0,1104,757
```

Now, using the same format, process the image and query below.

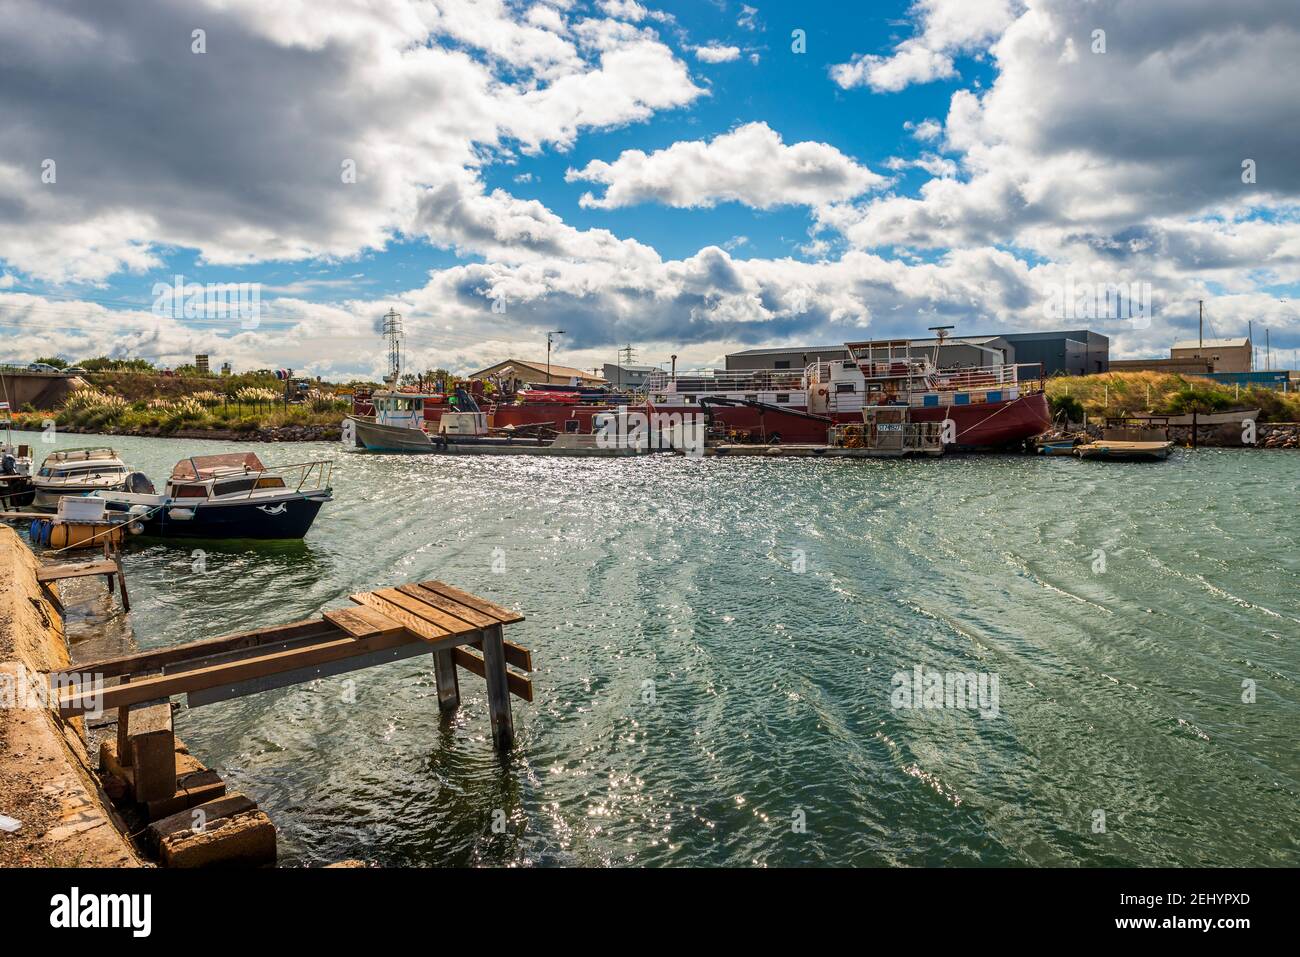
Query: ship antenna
927,325,953,368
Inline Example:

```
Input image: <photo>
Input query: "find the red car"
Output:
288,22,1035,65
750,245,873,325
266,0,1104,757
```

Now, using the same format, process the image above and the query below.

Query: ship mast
928,325,954,369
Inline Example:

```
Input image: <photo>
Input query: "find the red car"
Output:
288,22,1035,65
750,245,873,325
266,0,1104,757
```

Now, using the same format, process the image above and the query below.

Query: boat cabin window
213,478,258,495
745,394,758,402
835,383,856,393
255,476,287,489
173,484,208,498
774,360,791,369
775,394,789,403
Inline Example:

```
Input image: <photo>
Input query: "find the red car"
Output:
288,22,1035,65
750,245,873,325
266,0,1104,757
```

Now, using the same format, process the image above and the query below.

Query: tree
34,356,69,369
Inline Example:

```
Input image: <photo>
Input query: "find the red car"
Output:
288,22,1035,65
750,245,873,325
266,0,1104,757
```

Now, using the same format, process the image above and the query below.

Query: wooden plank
149,793,257,846
452,647,533,703
476,636,532,673
349,591,452,642
400,584,498,629
115,556,130,613
323,605,404,639
372,587,481,636
185,639,433,708
129,700,176,803
480,623,514,751
37,560,119,582
432,647,460,712
59,618,341,681
349,591,455,641
419,581,525,624
58,625,461,717
396,585,531,670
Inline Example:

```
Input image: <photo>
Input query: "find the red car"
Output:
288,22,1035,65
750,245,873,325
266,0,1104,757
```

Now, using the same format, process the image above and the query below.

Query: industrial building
602,362,658,389
998,330,1110,376
725,330,1108,377
1170,337,1252,373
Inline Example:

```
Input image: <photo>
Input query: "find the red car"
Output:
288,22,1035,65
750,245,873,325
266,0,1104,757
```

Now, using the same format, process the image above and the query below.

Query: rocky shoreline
43,423,344,443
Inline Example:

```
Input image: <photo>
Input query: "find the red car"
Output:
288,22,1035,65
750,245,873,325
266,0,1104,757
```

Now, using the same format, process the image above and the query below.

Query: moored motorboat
31,447,132,509
1,401,35,508
94,452,333,539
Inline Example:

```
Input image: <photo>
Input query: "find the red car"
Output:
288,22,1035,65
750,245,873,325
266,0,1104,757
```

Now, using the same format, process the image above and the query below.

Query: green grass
1044,371,1300,422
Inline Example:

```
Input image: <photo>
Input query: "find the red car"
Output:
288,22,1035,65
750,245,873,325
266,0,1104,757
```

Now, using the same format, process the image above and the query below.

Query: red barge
640,338,1050,450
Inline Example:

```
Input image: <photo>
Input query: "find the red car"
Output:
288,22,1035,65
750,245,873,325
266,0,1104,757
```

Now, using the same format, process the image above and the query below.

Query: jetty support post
479,624,514,752
432,647,460,712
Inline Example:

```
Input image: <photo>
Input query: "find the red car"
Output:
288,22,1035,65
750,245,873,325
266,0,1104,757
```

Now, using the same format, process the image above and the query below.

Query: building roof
469,358,605,381
604,363,659,373
1172,338,1249,350
726,345,848,357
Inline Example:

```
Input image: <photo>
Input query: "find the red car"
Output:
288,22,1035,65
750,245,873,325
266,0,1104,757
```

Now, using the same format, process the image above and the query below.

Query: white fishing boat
31,447,132,509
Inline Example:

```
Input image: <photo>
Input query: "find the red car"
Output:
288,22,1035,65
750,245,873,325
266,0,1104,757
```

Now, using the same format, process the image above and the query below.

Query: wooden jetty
38,555,131,612
51,579,530,754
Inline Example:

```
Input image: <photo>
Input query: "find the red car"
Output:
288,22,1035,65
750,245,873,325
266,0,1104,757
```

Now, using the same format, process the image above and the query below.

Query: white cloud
831,0,1019,92
0,0,701,283
597,0,672,23
694,43,741,63
904,118,944,142
567,122,885,210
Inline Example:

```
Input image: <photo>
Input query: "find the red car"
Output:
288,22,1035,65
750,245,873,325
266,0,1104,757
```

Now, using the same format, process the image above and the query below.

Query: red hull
489,402,616,432
650,393,1050,449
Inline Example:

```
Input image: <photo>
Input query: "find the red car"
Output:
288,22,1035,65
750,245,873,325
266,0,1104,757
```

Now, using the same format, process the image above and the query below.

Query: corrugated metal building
725,336,1017,372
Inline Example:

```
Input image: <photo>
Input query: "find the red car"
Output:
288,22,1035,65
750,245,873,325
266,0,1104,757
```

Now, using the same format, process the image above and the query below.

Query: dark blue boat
95,452,332,541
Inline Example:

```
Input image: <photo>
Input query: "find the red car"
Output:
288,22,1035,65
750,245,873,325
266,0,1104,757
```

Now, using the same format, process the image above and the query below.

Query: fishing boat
346,390,643,456
643,337,1051,449
1035,439,1078,456
94,453,333,539
31,448,132,509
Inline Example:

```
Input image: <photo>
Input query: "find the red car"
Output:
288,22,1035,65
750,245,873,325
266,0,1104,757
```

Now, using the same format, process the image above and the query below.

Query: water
22,431,1300,866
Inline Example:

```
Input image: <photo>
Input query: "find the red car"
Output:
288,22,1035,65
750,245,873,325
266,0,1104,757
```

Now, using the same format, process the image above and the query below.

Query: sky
1,0,1299,380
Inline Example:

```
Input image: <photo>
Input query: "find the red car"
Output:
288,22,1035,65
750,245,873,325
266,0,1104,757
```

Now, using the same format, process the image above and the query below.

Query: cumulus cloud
832,0,1300,271
567,122,886,210
694,42,742,63
0,0,701,283
831,0,1020,92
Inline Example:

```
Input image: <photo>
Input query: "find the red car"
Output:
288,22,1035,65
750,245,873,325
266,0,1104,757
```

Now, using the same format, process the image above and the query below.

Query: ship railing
231,459,334,498
644,369,806,394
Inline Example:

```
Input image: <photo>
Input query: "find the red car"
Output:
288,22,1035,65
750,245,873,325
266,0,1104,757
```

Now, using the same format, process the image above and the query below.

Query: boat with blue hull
95,452,333,540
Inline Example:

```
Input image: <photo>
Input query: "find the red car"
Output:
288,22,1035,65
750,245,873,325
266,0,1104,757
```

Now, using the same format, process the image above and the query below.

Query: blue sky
1,0,1297,376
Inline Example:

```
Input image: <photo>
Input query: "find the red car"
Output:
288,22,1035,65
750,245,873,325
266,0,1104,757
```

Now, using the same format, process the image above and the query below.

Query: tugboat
94,452,333,539
31,448,132,509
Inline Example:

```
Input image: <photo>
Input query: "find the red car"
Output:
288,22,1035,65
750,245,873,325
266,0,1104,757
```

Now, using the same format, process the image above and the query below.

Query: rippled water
24,431,1300,866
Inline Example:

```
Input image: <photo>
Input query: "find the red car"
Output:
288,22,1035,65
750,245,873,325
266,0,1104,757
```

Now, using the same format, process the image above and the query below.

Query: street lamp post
547,330,565,383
